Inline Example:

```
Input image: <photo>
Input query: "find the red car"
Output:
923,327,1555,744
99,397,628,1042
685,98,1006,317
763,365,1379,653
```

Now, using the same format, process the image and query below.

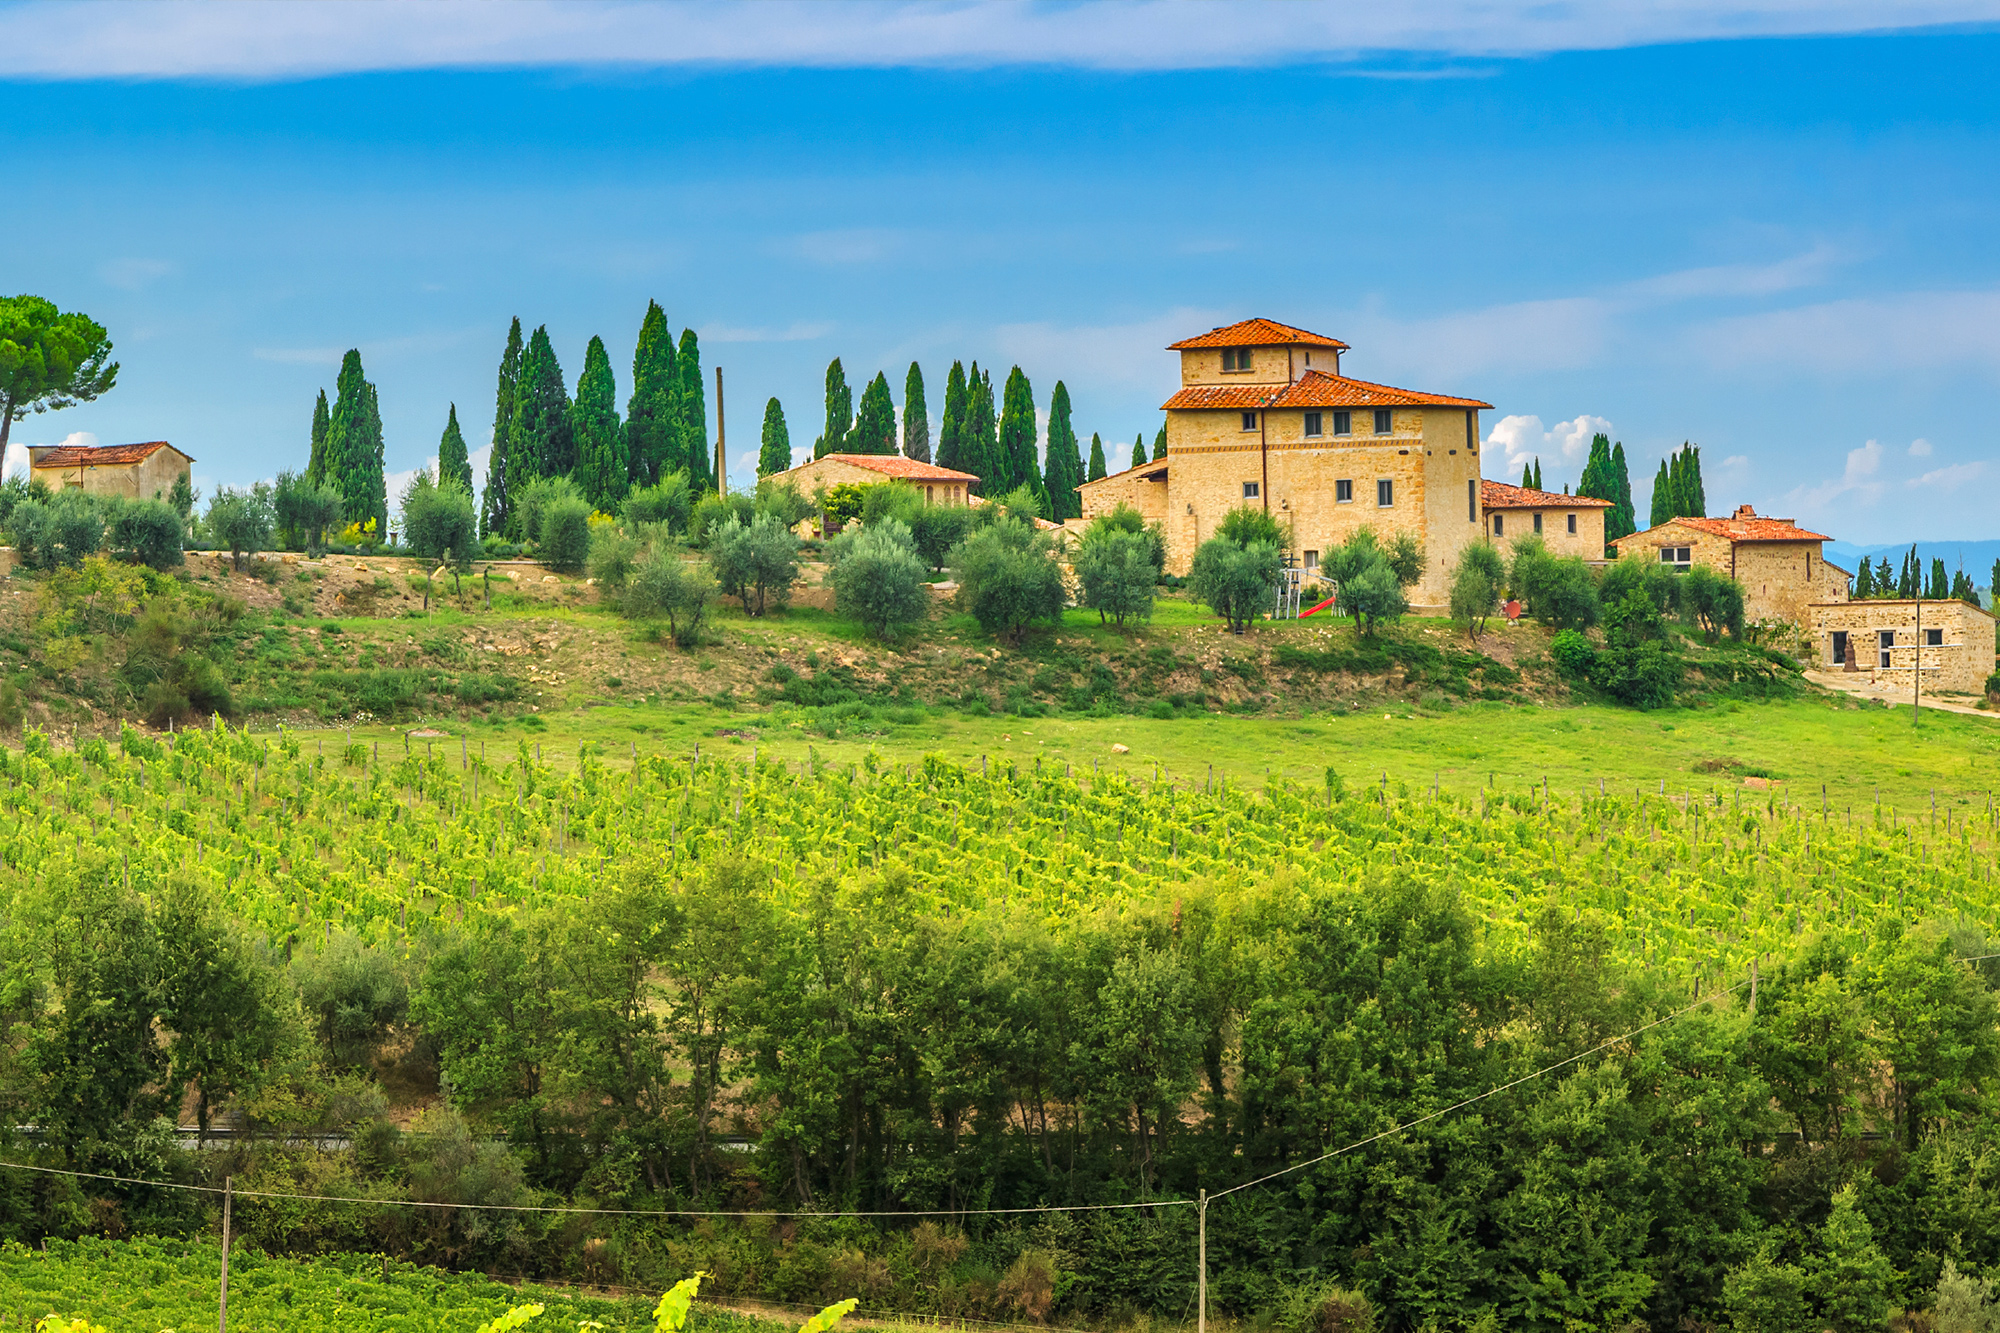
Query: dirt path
1803,669,1998,719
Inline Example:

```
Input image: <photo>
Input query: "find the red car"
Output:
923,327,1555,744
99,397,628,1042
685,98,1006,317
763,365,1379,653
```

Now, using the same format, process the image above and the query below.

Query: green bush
1448,540,1505,637
757,480,815,530
1679,564,1746,640
1277,1280,1377,1333
909,503,976,572
707,511,800,615
953,519,1066,643
539,495,593,572
273,469,344,555
1189,534,1280,634
621,542,714,647
1323,528,1419,635
860,480,925,528
401,472,478,566
622,470,694,534
1550,627,1596,677
13,490,107,570
1509,535,1599,630
206,483,276,571
587,524,642,590
512,475,582,546
1074,527,1157,627
689,491,755,548
1591,639,1683,708
1216,504,1285,550
108,499,185,571
1083,503,1166,579
830,519,930,639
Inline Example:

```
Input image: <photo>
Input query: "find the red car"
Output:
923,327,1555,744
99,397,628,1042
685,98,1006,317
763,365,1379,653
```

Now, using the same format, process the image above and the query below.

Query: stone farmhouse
1479,480,1611,561
1076,318,1492,605
27,440,193,502
1611,504,1848,628
1808,598,1996,696
768,452,978,507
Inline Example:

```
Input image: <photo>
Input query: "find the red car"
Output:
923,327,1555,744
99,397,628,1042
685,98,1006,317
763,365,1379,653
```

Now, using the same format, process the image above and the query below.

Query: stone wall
765,457,970,506
1809,599,1997,695
1076,463,1169,528
1612,521,1848,627
1485,505,1607,561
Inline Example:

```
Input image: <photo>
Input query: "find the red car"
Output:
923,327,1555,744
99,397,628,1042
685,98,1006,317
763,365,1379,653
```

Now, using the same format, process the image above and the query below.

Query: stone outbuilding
27,440,193,502
1076,317,1491,605
763,452,978,506
1611,504,1848,628
1809,598,1997,696
1480,480,1612,561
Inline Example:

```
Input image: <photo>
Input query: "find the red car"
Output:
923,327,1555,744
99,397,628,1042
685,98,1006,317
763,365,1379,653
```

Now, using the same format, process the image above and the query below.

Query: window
1302,549,1319,570
1468,478,1477,523
1493,514,1504,537
1241,411,1258,432
1333,410,1352,436
1377,478,1394,507
1567,513,1577,535
1879,629,1895,668
1533,513,1543,534
1925,627,1944,647
1221,348,1252,372
1659,545,1691,569
1373,409,1392,434
1336,479,1353,503
1242,481,1259,499
1303,411,1323,438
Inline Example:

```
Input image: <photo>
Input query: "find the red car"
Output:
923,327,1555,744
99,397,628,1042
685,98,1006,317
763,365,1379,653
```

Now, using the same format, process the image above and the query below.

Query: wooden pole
715,365,727,497
1197,1188,1208,1333
218,1174,233,1332
1913,599,1922,725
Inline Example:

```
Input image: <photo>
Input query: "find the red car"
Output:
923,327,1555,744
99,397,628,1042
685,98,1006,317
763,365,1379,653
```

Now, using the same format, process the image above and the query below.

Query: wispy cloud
1786,438,1885,511
1355,297,1616,382
1618,244,1845,301
782,229,908,266
1909,460,1988,488
1694,288,2000,376
5,1,1996,79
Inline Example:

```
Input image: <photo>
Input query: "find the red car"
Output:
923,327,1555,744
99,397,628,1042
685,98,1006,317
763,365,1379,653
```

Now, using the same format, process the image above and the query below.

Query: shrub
757,480,816,530
1598,551,1679,618
289,928,409,1074
1323,528,1417,636
512,475,581,545
1277,1281,1377,1333
621,543,713,647
401,472,478,566
274,470,344,555
587,524,642,590
1084,503,1166,578
108,499,185,571
861,480,925,528
1510,535,1599,630
1679,563,1746,640
707,511,800,615
953,519,1066,643
830,519,930,639
1591,639,1683,708
1189,534,1280,634
1550,627,1596,677
1074,527,1157,627
622,470,694,534
909,503,977,572
689,491,755,548
1987,670,2000,706
1448,540,1505,637
207,483,276,571
13,490,107,570
1216,504,1285,550
539,494,594,572
816,482,868,533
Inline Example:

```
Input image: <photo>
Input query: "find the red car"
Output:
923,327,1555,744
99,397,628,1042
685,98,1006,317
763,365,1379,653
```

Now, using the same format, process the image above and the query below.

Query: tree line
1851,545,1993,606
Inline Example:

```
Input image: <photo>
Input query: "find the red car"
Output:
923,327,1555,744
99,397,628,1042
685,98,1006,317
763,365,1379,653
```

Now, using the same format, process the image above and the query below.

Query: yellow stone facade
1479,480,1611,561
1808,599,1997,695
1611,507,1848,628
764,453,976,506
28,441,192,503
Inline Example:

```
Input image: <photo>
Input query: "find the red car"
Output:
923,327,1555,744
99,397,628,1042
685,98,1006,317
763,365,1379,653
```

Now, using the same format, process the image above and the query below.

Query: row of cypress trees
1649,442,1707,527
1576,432,1639,544
304,350,389,536
480,304,713,539
1851,547,1991,604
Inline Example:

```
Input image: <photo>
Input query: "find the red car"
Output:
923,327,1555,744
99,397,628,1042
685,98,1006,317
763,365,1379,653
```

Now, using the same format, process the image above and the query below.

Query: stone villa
1611,505,1849,628
27,440,193,502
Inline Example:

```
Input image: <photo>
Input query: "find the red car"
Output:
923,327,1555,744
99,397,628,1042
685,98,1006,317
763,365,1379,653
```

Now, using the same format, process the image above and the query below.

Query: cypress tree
677,328,710,490
903,362,931,462
322,349,385,531
759,398,792,477
321,350,366,501
960,365,998,493
1153,424,1167,462
1042,381,1083,521
307,390,330,487
1953,568,1981,607
1533,459,1544,491
626,301,678,488
996,366,1043,504
1650,459,1672,528
571,335,628,511
1685,444,1706,517
1087,432,1107,482
818,358,852,459
1898,547,1919,598
1576,433,1612,503
853,371,897,455
935,361,969,473
1609,441,1636,541
483,318,523,538
437,403,473,492
1878,556,1896,597
506,326,572,530
1928,556,1950,600
1991,557,1999,604
1131,436,1146,469
1854,560,1876,599
1522,460,1535,488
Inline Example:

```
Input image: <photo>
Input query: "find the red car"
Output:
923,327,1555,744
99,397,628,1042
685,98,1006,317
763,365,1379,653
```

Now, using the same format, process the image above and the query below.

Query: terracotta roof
1481,479,1611,510
1618,514,1833,545
1078,460,1170,488
813,453,979,483
1168,318,1349,351
29,440,185,468
1162,369,1491,412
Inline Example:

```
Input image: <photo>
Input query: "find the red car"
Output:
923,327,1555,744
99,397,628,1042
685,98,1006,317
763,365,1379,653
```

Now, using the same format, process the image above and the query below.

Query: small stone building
763,452,978,506
1809,598,1997,695
1480,480,1611,560
1076,318,1491,604
1611,504,1848,628
27,440,193,502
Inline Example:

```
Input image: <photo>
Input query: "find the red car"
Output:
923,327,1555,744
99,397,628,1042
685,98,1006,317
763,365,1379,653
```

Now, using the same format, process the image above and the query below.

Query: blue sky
7,1,2000,544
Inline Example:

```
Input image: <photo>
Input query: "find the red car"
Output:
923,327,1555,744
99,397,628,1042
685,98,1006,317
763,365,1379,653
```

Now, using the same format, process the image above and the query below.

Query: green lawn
353,691,1998,814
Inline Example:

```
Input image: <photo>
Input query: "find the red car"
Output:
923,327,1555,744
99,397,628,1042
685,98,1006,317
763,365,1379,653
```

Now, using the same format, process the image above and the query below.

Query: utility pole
1197,1188,1208,1333
715,365,727,497
218,1174,233,1332
1913,598,1922,726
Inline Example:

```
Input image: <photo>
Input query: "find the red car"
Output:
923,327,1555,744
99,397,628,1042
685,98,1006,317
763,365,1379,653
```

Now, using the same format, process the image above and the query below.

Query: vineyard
1,719,1995,980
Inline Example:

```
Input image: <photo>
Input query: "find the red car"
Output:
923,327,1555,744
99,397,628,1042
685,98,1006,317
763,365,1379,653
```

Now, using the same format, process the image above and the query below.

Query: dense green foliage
571,334,630,511
1650,442,1707,526
482,318,524,539
851,371,896,456
1191,527,1279,634
506,327,574,524
1042,380,1083,522
676,328,711,491
759,397,792,477
817,358,851,459
316,350,388,534
952,517,1065,642
0,294,118,457
708,511,801,616
1449,540,1505,637
828,518,930,639
206,484,276,571
902,361,930,463
1086,431,1106,482
1325,528,1423,636
934,361,968,476
628,301,679,490
400,472,478,566
436,403,474,494
995,366,1045,511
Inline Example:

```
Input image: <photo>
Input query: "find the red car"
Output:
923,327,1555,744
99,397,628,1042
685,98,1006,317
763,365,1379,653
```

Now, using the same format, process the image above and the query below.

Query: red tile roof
1168,318,1350,351
814,453,979,483
30,440,185,468
1481,479,1612,510
1162,369,1491,412
1620,514,1832,545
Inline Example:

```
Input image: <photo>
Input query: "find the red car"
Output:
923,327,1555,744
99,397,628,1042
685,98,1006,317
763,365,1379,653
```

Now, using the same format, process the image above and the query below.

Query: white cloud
1721,455,1751,469
99,257,175,291
784,229,907,266
1694,288,2000,377
4,430,98,480
1785,437,1885,511
1909,437,1934,457
1483,413,1612,473
4,1,1996,79
1909,460,1987,488
699,321,835,344
1352,297,1615,382
1618,245,1844,301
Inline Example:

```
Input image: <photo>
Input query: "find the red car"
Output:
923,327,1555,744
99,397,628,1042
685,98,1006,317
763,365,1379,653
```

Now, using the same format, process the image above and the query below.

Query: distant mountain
1823,539,2000,606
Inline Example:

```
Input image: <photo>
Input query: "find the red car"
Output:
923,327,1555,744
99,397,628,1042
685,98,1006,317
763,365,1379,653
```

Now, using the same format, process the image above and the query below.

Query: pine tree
935,360,969,473
996,366,1043,507
322,349,385,530
853,371,896,455
1041,381,1083,521
1152,424,1167,462
1609,441,1636,540
960,365,998,493
1810,1186,1894,1333
626,301,678,488
759,398,792,477
437,403,472,492
483,318,523,538
903,362,931,462
676,328,710,490
571,335,628,510
818,358,852,459
1087,432,1107,481
1854,560,1876,598
307,389,330,487
1928,556,1950,600
1650,459,1673,528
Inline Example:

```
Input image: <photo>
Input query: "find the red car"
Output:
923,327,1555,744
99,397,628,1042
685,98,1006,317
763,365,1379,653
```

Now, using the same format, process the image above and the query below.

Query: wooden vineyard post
218,1173,233,1332
1197,1188,1208,1333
